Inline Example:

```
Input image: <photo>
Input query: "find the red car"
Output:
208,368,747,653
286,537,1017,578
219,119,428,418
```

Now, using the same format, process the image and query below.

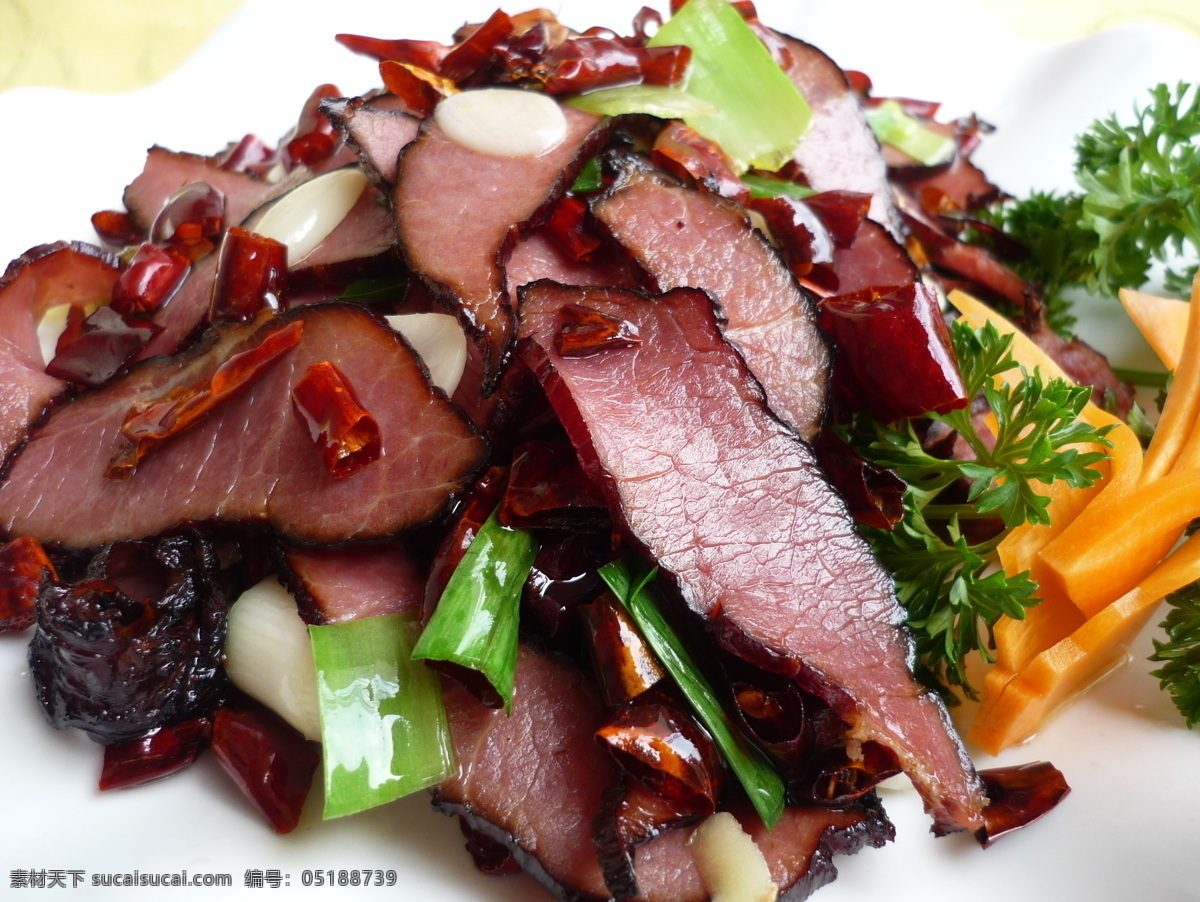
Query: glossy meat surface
0,305,486,548
517,281,988,837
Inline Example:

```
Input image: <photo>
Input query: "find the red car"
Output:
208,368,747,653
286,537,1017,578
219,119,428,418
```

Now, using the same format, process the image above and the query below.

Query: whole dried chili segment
818,281,967,423
285,84,344,169
0,536,56,632
106,319,303,479
211,702,320,834
581,591,666,707
290,360,383,479
109,242,189,317
209,227,287,323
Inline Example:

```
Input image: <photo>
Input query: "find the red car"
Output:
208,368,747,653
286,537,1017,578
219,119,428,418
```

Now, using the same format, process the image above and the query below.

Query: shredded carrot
970,529,1200,754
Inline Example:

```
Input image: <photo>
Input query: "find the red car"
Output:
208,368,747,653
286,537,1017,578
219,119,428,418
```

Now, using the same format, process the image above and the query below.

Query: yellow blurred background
0,0,1196,94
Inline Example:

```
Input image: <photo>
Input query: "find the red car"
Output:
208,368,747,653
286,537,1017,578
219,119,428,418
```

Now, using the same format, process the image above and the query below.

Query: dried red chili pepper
209,227,287,323
45,305,161,389
556,303,641,358
653,122,746,201
0,536,57,632
106,319,304,479
441,9,514,83
99,717,212,790
335,33,450,71
285,84,343,168
109,243,189,316
150,182,226,262
290,360,383,480
379,60,445,118
581,592,665,706
90,209,145,247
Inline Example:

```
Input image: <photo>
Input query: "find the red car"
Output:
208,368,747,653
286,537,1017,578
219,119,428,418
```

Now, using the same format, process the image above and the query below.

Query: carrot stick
1038,467,1200,618
970,529,1200,754
1137,272,1200,484
1119,286,1189,370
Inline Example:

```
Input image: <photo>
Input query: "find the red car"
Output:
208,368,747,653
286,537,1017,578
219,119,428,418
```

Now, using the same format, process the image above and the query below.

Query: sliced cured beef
123,146,301,233
0,242,120,462
277,541,425,624
392,101,606,390
517,281,990,838
0,304,486,549
774,34,899,235
591,161,829,440
436,643,890,902
322,95,420,187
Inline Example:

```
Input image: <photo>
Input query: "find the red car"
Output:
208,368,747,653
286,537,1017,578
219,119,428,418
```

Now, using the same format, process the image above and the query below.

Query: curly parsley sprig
984,81,1200,314
1150,582,1200,728
845,321,1113,698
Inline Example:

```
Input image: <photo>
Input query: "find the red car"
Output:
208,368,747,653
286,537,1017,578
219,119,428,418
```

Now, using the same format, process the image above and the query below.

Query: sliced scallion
598,558,786,829
568,83,718,120
411,508,538,711
741,172,817,200
864,99,956,166
649,0,811,172
309,613,454,819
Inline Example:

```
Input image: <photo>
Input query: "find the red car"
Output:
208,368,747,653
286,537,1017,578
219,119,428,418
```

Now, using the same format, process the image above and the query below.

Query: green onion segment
599,558,786,829
864,99,955,166
411,508,538,711
569,0,811,173
742,172,817,200
309,614,454,819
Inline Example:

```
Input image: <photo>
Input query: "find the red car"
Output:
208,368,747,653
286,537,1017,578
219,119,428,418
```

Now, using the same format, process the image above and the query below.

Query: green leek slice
741,172,817,200
864,99,956,166
598,558,786,829
411,508,538,711
309,614,453,819
567,0,811,173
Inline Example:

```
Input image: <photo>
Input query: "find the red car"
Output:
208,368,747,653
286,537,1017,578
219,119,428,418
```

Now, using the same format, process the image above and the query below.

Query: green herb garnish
1151,581,1200,727
983,82,1200,314
846,321,1113,696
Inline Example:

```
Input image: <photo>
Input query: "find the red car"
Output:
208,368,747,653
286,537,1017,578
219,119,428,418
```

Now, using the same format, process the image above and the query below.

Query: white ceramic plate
0,1,1197,899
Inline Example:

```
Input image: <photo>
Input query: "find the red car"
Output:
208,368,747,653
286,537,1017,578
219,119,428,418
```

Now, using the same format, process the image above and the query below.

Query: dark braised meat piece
28,532,228,745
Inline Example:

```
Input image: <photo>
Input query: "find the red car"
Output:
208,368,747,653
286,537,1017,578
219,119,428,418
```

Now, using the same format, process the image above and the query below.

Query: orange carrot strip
1039,467,1200,618
970,528,1200,754
1119,286,1189,370
1137,272,1200,484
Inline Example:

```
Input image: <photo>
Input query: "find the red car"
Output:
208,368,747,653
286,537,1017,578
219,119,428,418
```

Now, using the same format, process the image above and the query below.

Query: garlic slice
224,577,321,741
36,304,73,367
435,88,568,158
689,812,779,902
254,167,369,264
385,312,468,396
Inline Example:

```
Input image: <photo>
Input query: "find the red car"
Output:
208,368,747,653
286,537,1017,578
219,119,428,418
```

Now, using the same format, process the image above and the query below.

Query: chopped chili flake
290,361,383,479
285,84,343,169
209,227,288,323
556,303,641,358
106,320,304,479
90,209,145,247
544,196,601,262
379,60,449,118
110,243,190,317
217,134,276,173
0,536,57,632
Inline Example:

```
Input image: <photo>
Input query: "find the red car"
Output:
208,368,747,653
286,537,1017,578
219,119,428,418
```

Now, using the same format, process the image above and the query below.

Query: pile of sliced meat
0,5,1087,902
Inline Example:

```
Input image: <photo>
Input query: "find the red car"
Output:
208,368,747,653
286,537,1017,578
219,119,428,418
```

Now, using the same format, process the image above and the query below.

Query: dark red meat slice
0,305,486,549
823,219,920,296
321,95,420,187
436,643,890,902
392,101,606,390
775,33,899,234
0,242,120,462
278,541,425,624
591,160,830,440
123,146,301,233
517,281,990,838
